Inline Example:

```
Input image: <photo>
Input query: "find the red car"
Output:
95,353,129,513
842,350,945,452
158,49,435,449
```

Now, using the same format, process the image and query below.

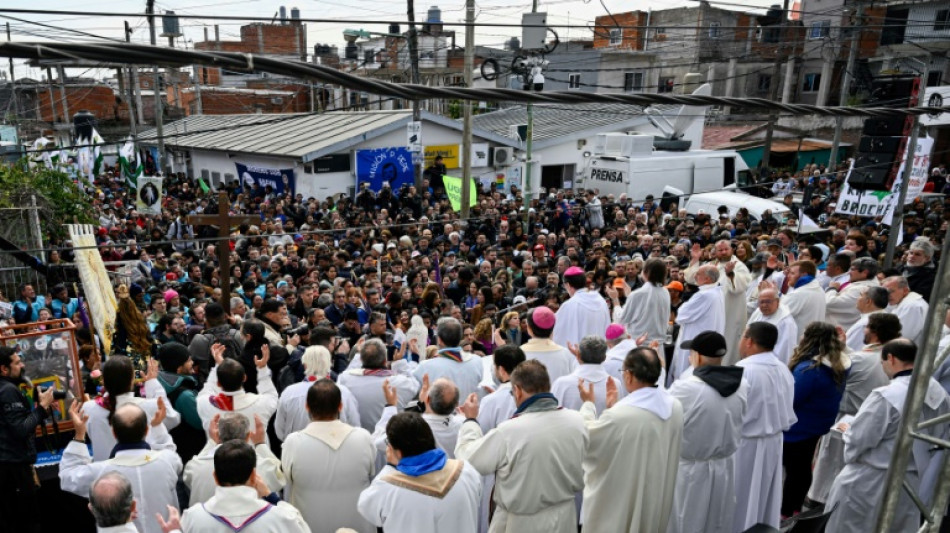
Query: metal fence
0,201,45,298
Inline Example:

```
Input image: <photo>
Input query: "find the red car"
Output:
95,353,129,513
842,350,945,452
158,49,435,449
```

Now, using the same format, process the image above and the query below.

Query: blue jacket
785,357,850,442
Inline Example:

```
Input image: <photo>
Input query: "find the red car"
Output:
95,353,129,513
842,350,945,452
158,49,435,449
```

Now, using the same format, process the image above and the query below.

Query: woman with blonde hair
781,321,851,518
499,311,522,345
471,317,499,356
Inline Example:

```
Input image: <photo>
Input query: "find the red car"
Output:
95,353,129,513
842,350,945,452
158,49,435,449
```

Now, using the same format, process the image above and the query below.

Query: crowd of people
1,159,950,533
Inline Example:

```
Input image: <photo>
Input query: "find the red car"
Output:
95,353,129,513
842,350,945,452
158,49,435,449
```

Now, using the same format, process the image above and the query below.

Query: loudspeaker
848,164,894,190
867,77,918,107
858,136,903,154
862,117,908,136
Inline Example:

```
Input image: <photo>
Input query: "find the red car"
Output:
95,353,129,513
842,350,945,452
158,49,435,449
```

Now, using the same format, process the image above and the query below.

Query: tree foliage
0,161,95,240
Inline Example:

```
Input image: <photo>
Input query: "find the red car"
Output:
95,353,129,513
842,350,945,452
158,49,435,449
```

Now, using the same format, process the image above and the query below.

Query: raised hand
255,344,270,369
419,374,431,405
634,332,648,346
566,342,580,358
577,379,596,404
606,378,619,408
458,393,479,419
382,379,398,407
209,413,221,444
250,414,266,445
151,396,167,427
211,343,226,366
690,243,703,264
145,358,159,381
156,505,181,533
68,399,89,439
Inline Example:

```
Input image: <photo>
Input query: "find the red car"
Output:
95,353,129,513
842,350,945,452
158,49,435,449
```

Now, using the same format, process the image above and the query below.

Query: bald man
61,403,181,533
672,264,726,382
747,288,798,364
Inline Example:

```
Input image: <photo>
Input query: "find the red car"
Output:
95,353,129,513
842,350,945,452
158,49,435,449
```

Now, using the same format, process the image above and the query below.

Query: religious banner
235,163,296,196
136,175,164,216
66,225,116,355
443,175,477,212
424,144,460,169
835,136,934,225
355,147,414,192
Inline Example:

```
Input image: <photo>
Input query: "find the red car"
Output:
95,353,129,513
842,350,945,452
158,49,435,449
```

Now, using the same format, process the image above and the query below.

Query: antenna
645,83,712,141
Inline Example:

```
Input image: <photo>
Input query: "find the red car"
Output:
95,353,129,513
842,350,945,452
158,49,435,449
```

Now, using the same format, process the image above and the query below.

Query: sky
2,0,783,80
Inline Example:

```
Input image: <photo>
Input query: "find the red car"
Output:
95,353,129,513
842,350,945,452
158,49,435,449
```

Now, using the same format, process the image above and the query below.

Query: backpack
203,327,243,363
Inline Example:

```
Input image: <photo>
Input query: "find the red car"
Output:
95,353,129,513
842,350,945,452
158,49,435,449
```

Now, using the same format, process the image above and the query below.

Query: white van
684,191,790,222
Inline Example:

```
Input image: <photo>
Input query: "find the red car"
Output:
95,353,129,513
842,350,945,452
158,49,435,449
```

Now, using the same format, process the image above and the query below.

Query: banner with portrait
235,163,296,196
135,175,164,216
355,147,414,192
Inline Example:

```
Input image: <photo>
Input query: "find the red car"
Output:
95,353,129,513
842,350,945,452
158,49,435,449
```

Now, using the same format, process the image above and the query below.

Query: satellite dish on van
646,83,713,151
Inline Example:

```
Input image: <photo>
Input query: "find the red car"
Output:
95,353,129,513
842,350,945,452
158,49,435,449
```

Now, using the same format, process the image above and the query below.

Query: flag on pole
443,175,476,212
118,139,143,189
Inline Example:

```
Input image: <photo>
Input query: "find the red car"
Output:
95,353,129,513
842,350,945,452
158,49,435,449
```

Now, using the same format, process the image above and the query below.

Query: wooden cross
187,191,259,311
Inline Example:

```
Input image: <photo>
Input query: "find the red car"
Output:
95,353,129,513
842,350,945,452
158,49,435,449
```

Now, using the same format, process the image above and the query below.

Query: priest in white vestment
281,379,376,533
82,356,180,461
373,377,464,458
825,339,950,533
358,412,482,533
552,335,623,414
173,441,311,533
844,286,888,352
412,318,484,398
667,331,748,533
338,338,419,432
578,345,683,532
456,360,588,533
807,313,895,504
733,322,796,532
275,346,360,439
684,240,752,364
747,289,798,364
613,258,670,343
184,413,284,506
552,266,611,349
780,260,826,337
521,306,578,383
60,403,181,533
672,265,725,381
883,276,929,347
745,253,785,317
196,346,278,445
823,257,880,329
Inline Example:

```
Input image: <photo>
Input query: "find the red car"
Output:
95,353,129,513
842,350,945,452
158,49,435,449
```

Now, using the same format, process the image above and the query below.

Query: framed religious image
1,318,86,471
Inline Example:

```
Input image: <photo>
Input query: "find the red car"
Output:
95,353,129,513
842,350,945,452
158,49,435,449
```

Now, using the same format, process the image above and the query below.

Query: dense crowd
0,158,949,533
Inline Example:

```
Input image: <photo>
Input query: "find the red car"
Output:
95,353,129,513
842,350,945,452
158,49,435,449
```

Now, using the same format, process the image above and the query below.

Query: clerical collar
110,441,151,459
894,369,914,379
513,392,558,417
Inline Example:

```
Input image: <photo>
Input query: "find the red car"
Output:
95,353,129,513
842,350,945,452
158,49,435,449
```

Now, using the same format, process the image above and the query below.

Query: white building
140,110,520,199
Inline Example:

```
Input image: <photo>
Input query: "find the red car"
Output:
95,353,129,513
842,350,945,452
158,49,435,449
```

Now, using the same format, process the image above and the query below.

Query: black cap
158,342,191,371
766,238,783,248
680,331,728,358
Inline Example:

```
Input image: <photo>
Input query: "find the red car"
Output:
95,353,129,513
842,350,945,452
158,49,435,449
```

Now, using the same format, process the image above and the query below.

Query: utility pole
56,64,69,125
460,0,475,220
124,21,137,141
146,0,165,174
884,58,929,269
523,0,539,233
406,0,423,188
6,23,19,121
828,4,863,169
193,66,203,115
45,67,57,124
760,0,791,171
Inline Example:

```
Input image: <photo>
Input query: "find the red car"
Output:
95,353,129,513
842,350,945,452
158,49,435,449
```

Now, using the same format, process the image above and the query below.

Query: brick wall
179,87,309,116
36,85,117,123
593,12,645,50
195,23,306,58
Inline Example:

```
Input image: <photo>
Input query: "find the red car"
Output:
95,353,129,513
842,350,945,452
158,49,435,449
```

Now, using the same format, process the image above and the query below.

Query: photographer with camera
0,345,56,533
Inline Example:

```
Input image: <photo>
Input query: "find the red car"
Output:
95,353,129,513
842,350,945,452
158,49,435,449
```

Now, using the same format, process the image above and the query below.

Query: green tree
0,161,95,240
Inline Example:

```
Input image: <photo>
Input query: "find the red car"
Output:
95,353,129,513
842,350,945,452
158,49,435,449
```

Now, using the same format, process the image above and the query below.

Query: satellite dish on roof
646,83,712,151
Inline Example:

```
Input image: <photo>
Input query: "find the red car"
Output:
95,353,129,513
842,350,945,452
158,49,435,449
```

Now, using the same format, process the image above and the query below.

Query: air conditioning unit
490,146,515,167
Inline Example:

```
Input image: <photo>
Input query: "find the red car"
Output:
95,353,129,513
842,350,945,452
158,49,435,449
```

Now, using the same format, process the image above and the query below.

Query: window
224,173,234,183
211,171,221,184
758,74,772,93
928,71,943,87
609,28,623,45
709,22,721,38
200,169,210,181
659,76,675,93
936,10,950,31
809,20,830,39
803,73,821,92
654,27,666,36
569,74,581,90
623,72,644,92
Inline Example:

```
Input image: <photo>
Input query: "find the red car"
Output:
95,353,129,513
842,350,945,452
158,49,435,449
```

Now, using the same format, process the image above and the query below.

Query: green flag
198,178,210,193
443,175,476,212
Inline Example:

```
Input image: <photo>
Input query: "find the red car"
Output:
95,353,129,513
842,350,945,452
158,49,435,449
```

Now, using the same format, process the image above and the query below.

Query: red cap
533,244,545,251
564,266,585,277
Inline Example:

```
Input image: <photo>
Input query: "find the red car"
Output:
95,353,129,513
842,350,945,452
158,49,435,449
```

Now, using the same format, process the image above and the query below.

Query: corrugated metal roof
142,110,520,161
142,111,410,161
472,103,671,148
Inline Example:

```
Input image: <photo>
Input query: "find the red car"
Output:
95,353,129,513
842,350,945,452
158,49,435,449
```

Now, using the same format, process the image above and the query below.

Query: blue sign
236,163,296,196
355,147,414,192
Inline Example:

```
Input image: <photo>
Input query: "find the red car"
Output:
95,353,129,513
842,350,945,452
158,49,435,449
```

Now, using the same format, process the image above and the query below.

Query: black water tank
389,23,400,35
73,110,96,141
345,43,358,60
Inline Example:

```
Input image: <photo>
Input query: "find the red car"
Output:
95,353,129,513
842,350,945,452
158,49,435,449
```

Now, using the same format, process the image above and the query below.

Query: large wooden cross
187,191,259,310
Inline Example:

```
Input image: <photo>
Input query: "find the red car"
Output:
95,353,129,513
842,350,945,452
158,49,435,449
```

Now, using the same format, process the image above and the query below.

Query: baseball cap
679,331,727,358
605,324,626,341
530,306,556,329
666,281,685,292
512,295,527,305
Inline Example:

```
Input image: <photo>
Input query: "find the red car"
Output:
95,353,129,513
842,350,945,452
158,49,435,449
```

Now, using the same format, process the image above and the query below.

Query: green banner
443,175,476,212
